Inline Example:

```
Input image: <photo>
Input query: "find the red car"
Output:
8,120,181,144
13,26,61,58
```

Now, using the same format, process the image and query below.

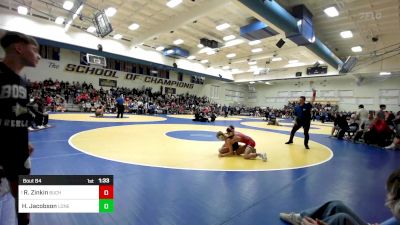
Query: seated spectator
267,113,280,126
386,112,396,130
333,113,349,140
280,168,400,225
385,111,400,150
346,114,359,138
353,113,374,143
193,112,209,122
27,97,49,129
364,115,394,147
148,103,156,115
210,111,217,122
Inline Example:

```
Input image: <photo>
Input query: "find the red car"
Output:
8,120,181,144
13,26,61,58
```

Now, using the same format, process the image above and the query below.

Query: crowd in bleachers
27,78,215,114
27,79,399,150
330,105,400,149
283,101,399,149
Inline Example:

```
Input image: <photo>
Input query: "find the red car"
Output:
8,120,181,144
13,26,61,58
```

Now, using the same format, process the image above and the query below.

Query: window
39,45,60,61
190,75,204,84
178,72,183,81
210,85,219,99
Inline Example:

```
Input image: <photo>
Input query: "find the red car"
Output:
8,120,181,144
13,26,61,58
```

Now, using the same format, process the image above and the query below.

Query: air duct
236,0,343,69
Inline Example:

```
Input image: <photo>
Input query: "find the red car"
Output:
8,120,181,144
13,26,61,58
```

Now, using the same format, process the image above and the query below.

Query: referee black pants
117,105,124,118
288,119,311,146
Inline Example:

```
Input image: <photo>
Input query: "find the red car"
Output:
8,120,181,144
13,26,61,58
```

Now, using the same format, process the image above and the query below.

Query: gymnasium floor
29,113,400,225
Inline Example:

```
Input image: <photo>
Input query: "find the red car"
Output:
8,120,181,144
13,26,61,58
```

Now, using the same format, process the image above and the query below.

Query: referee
285,90,316,149
116,94,125,118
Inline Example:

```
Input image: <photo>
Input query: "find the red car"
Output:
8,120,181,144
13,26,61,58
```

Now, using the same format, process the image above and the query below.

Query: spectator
357,104,369,125
364,115,393,147
333,112,349,140
0,31,41,225
353,113,374,143
378,104,387,120
280,168,400,225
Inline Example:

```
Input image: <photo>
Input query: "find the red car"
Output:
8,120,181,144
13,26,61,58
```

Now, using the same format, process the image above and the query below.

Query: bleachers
65,103,81,112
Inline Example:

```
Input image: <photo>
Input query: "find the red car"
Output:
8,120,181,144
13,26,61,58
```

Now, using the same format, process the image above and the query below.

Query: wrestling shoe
279,212,302,225
261,153,267,162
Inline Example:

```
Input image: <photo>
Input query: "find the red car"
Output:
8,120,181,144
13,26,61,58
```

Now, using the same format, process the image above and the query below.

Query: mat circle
69,124,333,171
50,113,167,122
166,130,219,141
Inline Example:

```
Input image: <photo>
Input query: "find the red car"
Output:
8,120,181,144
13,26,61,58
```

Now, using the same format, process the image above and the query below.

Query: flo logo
359,11,382,21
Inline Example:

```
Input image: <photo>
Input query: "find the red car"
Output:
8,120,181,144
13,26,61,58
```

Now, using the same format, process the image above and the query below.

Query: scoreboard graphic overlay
18,175,114,213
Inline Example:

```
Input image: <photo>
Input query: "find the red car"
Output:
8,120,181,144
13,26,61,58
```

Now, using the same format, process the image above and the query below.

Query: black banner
19,175,113,185
165,87,176,94
99,78,117,87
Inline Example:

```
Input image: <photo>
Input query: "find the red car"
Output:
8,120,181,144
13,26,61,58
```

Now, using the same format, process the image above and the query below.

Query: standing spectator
357,104,369,125
353,113,374,143
377,104,387,120
0,31,41,225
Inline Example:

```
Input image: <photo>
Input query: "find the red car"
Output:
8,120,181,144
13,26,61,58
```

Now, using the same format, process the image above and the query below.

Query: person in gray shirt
377,104,387,120
357,104,369,125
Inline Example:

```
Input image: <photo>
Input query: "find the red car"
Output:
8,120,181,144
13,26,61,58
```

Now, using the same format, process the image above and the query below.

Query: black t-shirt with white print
0,62,30,179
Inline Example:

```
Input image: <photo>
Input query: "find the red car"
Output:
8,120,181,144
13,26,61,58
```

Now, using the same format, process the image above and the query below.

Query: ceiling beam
130,0,232,46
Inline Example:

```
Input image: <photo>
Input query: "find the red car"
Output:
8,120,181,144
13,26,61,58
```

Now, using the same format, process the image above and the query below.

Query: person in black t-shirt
285,91,316,149
0,31,41,225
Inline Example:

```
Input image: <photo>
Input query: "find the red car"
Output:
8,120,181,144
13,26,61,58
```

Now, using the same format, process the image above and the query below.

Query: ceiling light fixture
199,47,212,54
87,26,96,33
128,23,140,30
63,1,74,10
216,23,230,31
72,4,84,20
113,34,122,40
173,39,184,45
324,6,339,17
223,39,244,48
351,46,362,52
64,20,72,31
207,50,216,55
105,7,117,17
223,35,235,41
17,6,28,15
167,0,183,8
55,16,64,25
251,48,262,53
249,65,258,70
231,69,240,73
340,30,353,38
248,40,261,45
